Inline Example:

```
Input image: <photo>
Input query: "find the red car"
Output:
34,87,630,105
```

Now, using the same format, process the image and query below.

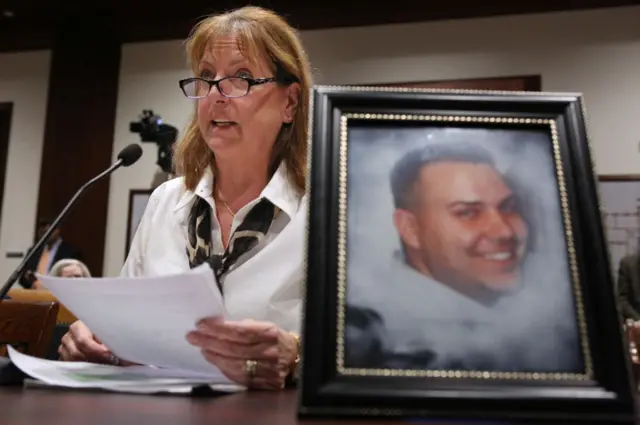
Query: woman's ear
283,83,300,123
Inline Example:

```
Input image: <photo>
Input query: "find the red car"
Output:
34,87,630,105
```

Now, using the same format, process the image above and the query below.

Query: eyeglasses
178,76,277,99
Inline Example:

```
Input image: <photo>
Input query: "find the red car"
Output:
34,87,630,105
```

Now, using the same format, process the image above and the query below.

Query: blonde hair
49,259,91,278
173,6,313,193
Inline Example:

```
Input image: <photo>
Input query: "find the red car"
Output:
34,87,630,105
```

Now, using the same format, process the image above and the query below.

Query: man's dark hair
390,142,497,209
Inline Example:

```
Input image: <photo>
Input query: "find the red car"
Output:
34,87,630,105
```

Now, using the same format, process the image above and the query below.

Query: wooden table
0,387,633,425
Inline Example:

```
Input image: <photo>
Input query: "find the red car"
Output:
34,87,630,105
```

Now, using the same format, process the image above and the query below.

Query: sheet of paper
8,346,244,394
36,264,227,377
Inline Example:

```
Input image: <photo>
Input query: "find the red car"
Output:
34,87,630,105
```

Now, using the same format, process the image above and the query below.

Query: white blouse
120,164,307,334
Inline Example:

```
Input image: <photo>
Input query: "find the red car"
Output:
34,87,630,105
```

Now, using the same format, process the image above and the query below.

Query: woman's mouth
211,120,236,127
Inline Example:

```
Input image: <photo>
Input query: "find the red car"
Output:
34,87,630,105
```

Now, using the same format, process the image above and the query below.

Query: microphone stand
0,158,125,301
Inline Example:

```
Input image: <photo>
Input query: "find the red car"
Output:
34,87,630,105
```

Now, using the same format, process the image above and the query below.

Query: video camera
129,110,178,174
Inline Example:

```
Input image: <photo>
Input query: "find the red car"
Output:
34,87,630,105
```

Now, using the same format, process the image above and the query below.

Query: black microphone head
117,144,143,166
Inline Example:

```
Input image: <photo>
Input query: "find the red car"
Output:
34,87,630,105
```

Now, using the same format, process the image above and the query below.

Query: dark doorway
0,103,12,234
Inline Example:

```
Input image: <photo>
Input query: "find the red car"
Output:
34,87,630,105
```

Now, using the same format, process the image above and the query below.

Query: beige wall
0,51,51,284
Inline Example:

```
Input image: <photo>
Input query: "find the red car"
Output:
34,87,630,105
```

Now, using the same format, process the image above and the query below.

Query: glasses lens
182,79,211,98
219,77,250,97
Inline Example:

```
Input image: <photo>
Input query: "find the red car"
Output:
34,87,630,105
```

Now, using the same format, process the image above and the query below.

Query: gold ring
244,359,258,378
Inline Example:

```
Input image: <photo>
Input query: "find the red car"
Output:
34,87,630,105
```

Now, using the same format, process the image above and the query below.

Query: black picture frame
298,85,638,423
124,189,153,260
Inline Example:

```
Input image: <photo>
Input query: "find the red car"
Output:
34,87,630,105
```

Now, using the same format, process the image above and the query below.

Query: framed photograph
124,189,153,259
598,175,640,280
299,86,637,423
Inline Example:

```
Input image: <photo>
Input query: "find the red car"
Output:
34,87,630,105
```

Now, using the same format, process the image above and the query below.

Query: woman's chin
206,137,239,152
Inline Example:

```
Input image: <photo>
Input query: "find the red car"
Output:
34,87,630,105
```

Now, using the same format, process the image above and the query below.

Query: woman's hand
59,320,113,363
186,317,299,390
59,320,136,366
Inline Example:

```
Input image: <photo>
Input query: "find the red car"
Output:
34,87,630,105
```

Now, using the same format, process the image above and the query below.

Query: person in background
58,6,311,390
49,259,91,279
617,253,640,320
20,217,82,289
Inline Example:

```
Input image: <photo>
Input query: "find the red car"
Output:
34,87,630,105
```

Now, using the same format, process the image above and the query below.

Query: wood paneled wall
35,24,121,277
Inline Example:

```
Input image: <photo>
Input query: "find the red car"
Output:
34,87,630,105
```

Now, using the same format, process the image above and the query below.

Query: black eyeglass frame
178,76,278,99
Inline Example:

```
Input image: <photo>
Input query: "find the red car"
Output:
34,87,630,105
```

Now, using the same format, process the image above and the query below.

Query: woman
58,6,312,390
49,259,91,278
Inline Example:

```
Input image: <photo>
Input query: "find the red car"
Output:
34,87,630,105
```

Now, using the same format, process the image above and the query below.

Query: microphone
117,143,143,166
0,143,143,301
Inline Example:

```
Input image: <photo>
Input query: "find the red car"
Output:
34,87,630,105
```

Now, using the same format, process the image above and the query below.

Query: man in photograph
390,142,529,306
345,142,557,372
344,136,581,374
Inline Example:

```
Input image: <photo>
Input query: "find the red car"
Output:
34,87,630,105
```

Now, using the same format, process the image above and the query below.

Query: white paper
8,346,244,394
35,264,228,377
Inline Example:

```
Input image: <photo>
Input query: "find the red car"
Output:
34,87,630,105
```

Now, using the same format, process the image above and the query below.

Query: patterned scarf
186,195,279,295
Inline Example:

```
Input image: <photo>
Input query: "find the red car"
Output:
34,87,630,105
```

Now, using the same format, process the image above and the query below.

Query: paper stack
7,264,243,394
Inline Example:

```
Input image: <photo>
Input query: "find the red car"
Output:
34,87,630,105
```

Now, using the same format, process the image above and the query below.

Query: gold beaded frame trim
333,112,593,382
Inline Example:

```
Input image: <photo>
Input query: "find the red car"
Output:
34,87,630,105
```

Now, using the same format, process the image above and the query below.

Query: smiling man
343,140,581,373
391,142,529,306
